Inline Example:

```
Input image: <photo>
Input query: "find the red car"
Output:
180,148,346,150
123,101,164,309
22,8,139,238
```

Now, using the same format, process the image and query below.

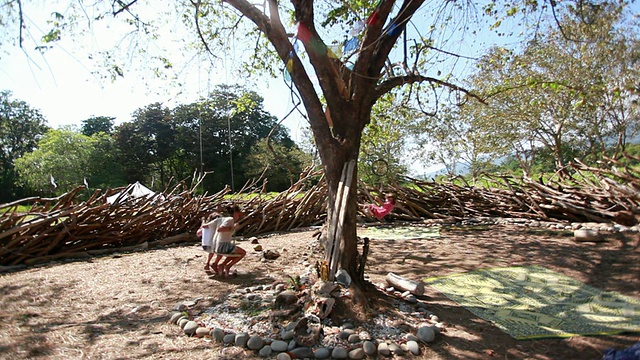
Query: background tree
465,4,640,174
15,127,95,196
113,102,182,189
244,138,311,191
81,116,115,136
0,90,49,201
358,93,409,186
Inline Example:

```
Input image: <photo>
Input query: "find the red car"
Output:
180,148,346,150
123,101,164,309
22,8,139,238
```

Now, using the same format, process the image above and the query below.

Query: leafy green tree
0,90,49,201
188,85,299,192
113,103,174,188
244,138,311,191
359,93,408,185
15,128,95,195
81,116,115,136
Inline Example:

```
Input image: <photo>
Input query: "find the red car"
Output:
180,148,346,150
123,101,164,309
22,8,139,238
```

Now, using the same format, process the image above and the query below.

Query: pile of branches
371,158,639,225
1,160,639,267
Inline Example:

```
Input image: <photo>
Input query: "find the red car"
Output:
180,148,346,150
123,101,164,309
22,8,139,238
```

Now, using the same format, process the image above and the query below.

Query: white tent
106,181,164,204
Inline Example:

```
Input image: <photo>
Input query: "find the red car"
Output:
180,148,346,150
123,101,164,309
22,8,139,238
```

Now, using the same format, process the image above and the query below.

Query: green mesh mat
358,226,440,240
424,265,640,339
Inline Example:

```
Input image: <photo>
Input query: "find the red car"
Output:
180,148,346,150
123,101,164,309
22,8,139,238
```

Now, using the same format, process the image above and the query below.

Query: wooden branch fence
1,160,639,267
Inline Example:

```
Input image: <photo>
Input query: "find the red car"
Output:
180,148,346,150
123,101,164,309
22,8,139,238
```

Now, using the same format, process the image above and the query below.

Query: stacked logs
1,160,639,267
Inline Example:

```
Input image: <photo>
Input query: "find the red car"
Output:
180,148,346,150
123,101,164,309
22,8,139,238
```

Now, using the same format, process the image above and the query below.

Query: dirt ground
1,223,638,360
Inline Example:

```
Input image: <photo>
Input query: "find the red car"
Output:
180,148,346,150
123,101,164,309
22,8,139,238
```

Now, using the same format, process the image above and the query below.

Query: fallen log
386,272,425,296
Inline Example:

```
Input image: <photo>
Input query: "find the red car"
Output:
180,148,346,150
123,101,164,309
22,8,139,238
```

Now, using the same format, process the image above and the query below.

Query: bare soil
1,224,638,359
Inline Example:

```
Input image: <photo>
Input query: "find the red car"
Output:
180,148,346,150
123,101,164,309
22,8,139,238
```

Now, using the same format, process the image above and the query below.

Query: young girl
362,193,396,220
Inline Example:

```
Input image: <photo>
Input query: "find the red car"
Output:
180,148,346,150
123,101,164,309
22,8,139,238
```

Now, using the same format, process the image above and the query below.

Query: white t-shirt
201,218,223,248
213,217,234,252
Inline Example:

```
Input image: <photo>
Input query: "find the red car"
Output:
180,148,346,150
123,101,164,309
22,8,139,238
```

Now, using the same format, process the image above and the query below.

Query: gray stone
235,332,250,347
331,347,348,359
335,269,351,287
247,335,265,350
363,340,376,355
223,333,236,344
347,334,360,343
377,342,390,356
258,345,272,357
338,329,355,339
274,290,298,308
389,342,404,355
211,328,225,342
169,312,183,324
281,329,295,340
348,348,365,359
276,353,292,360
287,339,296,351
270,340,288,352
407,340,420,355
314,347,331,359
417,325,436,343
290,347,314,359
183,321,199,336
405,333,418,342
177,318,189,329
342,322,355,329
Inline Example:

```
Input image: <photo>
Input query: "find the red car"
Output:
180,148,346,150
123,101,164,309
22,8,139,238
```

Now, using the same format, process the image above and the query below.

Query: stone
348,348,365,359
195,327,210,337
417,325,436,343
287,339,296,351
405,334,418,342
254,244,263,251
290,347,314,359
235,332,249,347
338,329,355,339
264,249,280,260
247,335,264,350
574,229,604,242
363,340,376,355
314,347,331,359
258,345,272,357
211,328,225,342
377,342,390,356
331,347,348,359
281,329,295,341
274,290,298,308
177,318,189,329
169,312,183,324
183,321,198,336
223,333,236,344
407,340,420,355
347,334,360,343
335,269,352,287
388,342,404,355
276,353,292,360
270,340,288,352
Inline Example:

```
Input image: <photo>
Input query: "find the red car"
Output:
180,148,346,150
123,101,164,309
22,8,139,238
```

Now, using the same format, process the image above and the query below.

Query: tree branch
374,74,485,106
189,0,218,60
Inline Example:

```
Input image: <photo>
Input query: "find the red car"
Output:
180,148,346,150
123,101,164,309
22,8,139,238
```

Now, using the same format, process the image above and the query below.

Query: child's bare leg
205,253,215,270
222,248,246,276
211,255,223,274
